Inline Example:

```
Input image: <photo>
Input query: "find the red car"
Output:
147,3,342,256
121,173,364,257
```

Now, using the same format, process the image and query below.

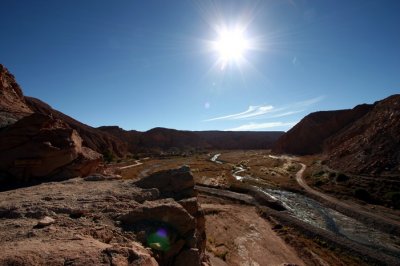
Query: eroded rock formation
326,95,400,175
0,64,33,128
0,113,102,185
273,94,400,176
0,166,207,266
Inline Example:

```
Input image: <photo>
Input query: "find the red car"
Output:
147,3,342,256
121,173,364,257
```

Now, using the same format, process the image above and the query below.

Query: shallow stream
210,153,400,257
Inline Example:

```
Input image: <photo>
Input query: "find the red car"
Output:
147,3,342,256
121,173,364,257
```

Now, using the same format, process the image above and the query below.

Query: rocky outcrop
0,64,33,128
128,166,207,265
0,166,207,266
0,113,102,185
273,94,400,176
135,166,196,200
25,97,128,157
0,64,126,158
326,95,400,175
273,104,372,155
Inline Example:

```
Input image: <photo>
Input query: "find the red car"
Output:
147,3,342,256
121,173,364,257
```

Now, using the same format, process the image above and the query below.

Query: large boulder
123,167,207,265
134,166,196,200
0,113,102,184
119,198,196,236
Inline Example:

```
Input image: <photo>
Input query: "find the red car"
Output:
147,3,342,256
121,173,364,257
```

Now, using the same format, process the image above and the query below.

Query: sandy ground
199,195,304,266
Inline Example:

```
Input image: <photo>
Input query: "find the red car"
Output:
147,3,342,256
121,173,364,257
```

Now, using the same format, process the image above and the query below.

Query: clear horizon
1,1,399,132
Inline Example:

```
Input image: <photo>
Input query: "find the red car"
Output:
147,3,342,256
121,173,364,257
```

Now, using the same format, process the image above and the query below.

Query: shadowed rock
119,198,195,236
134,166,196,200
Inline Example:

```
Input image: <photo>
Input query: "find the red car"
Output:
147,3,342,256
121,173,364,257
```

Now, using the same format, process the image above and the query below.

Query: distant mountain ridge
273,95,400,176
0,64,284,157
98,126,284,153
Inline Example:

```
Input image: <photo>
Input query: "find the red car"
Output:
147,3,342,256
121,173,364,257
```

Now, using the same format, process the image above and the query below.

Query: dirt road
119,160,142,170
294,161,400,235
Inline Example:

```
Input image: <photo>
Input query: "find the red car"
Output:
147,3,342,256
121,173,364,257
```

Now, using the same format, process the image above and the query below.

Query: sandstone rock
0,178,164,265
36,216,55,228
135,166,195,200
273,104,372,155
26,97,128,157
84,173,122,182
326,94,400,175
174,248,201,266
0,64,33,128
178,197,199,216
273,94,400,176
0,167,207,265
119,198,195,236
122,167,207,265
0,113,102,185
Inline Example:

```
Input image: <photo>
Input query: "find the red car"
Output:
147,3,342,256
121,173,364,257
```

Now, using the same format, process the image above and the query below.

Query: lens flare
147,227,170,251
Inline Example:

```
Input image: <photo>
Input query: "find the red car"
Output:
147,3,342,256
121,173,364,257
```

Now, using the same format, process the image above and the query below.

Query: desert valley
1,63,400,266
1,1,400,265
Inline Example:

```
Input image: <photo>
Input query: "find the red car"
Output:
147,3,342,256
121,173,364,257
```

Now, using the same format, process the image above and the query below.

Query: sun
213,27,250,69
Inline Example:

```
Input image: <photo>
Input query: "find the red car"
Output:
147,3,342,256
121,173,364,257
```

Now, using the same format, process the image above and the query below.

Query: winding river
210,153,400,258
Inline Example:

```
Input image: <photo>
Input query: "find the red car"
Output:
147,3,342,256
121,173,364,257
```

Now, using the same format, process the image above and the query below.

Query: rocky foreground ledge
0,166,207,266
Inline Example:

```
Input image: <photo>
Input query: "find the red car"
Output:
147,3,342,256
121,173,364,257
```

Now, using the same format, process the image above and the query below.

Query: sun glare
213,26,250,69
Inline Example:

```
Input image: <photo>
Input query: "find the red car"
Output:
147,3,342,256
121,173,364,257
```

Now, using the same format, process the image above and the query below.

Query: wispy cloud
226,122,297,131
270,110,304,118
205,96,324,122
294,96,324,107
205,105,274,121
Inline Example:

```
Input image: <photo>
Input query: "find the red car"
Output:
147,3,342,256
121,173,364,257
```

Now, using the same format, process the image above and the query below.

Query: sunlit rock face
0,113,102,185
0,64,33,128
0,64,127,157
25,96,129,158
0,167,206,265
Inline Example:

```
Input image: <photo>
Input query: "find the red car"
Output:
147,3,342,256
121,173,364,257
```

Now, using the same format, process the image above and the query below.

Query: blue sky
1,0,399,131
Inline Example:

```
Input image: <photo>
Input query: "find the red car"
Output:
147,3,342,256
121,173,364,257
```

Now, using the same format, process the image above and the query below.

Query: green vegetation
102,150,115,163
313,170,325,177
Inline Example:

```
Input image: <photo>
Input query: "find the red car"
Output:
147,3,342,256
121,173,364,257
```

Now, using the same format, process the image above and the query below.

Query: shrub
384,192,400,209
354,188,371,202
314,179,325,187
313,171,325,177
336,173,349,182
103,150,115,163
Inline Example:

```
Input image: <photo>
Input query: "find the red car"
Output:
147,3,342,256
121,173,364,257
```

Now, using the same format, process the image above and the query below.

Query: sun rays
212,25,250,70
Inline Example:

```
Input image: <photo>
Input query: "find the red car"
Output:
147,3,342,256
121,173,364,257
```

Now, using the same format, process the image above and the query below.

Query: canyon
1,64,399,265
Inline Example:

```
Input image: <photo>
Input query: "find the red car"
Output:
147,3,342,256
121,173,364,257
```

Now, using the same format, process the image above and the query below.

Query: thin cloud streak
294,96,325,107
205,105,273,121
226,121,296,131
270,110,304,118
204,96,324,122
